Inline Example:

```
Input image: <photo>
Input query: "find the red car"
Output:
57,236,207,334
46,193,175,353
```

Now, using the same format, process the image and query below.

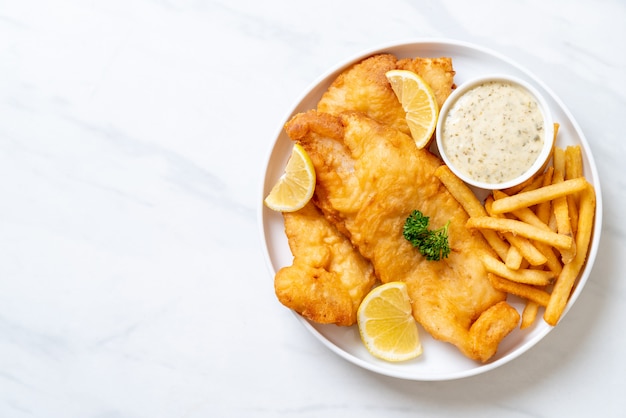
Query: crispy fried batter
275,53,518,361
274,202,376,326
318,54,408,135
396,56,456,109
317,54,455,137
285,110,520,362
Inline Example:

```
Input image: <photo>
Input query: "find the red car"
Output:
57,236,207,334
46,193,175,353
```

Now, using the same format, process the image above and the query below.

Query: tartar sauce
440,81,545,184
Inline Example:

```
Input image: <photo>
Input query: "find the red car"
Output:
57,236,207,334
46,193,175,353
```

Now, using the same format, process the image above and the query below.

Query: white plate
258,39,603,381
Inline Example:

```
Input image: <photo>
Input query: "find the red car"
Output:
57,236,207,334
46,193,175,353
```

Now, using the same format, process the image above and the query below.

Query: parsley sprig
403,210,451,261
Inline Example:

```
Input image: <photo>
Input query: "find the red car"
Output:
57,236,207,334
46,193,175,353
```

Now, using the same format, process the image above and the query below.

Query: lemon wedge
357,282,422,362
386,69,439,149
264,143,316,212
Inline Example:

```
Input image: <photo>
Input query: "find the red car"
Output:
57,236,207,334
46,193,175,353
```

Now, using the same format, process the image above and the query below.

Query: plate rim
257,38,603,381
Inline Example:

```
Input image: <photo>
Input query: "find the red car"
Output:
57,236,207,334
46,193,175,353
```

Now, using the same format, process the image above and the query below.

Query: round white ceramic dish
258,39,602,381
436,74,554,190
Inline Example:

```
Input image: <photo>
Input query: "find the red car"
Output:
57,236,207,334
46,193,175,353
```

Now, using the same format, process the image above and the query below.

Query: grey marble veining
1,0,624,416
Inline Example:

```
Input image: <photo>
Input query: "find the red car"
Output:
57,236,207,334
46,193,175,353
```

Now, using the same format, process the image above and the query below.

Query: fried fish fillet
317,54,455,137
396,56,456,108
274,202,376,326
285,110,520,362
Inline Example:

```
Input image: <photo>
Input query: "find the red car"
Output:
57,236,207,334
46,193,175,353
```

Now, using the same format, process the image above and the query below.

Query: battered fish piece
274,202,376,326
396,56,456,108
285,111,520,362
317,54,455,137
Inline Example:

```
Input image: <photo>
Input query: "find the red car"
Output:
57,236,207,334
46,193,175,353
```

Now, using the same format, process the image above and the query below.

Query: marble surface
1,0,624,416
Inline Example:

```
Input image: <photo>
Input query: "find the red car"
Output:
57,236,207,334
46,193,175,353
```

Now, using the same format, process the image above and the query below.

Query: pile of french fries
435,126,596,328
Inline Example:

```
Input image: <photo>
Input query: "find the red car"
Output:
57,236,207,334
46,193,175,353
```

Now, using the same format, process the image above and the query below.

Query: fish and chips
267,52,596,362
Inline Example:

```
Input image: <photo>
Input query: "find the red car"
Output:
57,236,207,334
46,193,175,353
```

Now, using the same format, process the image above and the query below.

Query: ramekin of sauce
436,75,554,190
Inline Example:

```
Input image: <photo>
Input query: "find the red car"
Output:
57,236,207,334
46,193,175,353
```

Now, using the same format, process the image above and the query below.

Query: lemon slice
264,143,316,212
386,69,439,149
357,282,422,362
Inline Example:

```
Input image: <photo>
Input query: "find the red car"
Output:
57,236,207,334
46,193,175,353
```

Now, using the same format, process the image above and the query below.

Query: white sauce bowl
436,74,554,190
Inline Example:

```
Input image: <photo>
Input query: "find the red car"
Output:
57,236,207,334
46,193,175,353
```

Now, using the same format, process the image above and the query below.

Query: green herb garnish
403,210,451,261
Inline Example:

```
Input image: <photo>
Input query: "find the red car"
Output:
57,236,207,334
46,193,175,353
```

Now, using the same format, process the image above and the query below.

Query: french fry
544,184,596,325
553,146,565,174
486,195,546,266
551,169,576,264
503,233,548,266
518,173,546,194
533,242,563,276
503,203,550,230
494,189,556,235
567,195,579,237
502,168,544,196
521,301,540,329
438,136,595,329
435,165,486,217
534,166,554,225
551,170,572,235
491,197,562,273
483,194,498,217
565,145,583,233
505,245,524,270
565,145,583,180
480,231,510,263
435,165,509,261
548,211,558,232
490,177,589,214
481,254,555,286
488,273,551,306
466,217,573,251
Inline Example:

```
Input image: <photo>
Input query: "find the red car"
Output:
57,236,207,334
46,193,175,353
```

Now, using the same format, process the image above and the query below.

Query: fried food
465,145,596,328
488,274,551,307
466,217,574,251
272,52,596,361
285,110,520,362
489,177,589,214
396,56,456,108
274,202,376,326
544,183,596,325
317,54,455,137
479,253,555,286
434,165,510,261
